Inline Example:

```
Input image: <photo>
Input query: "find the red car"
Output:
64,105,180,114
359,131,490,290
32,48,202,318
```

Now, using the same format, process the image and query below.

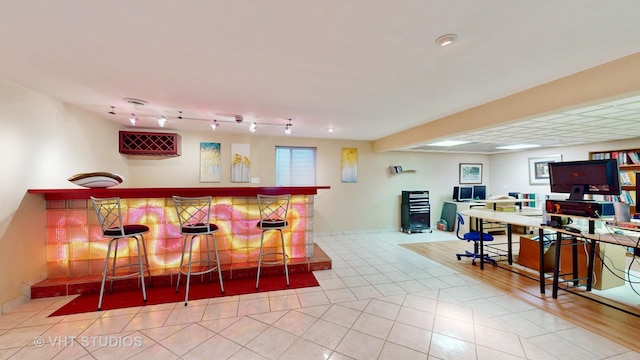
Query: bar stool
90,197,153,311
173,195,224,306
256,194,291,289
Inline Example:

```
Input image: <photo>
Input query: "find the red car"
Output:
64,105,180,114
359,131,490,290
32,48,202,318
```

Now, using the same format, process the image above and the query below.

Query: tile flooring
1,231,639,359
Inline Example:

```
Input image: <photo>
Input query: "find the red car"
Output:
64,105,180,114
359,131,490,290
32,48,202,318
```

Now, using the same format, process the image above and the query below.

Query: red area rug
49,272,319,317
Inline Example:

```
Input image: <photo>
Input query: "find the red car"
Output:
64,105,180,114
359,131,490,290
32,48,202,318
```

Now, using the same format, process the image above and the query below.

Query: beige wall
0,76,487,309
0,78,128,310
1,74,638,313
124,131,490,233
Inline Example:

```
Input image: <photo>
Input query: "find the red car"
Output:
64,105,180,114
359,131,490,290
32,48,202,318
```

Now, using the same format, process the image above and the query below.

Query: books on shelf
619,170,637,185
620,190,636,206
517,193,539,208
591,150,640,164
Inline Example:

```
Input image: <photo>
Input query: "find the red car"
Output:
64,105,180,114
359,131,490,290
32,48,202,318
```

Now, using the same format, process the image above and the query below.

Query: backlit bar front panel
43,195,314,278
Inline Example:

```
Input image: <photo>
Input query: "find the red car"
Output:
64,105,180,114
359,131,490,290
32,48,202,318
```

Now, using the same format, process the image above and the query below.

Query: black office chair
455,212,496,265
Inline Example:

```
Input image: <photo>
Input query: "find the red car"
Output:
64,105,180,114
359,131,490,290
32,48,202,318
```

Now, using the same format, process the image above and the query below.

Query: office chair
91,197,153,311
173,196,224,306
256,194,291,289
455,212,496,265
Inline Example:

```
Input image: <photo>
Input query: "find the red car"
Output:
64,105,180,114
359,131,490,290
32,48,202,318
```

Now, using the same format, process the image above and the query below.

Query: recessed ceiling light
427,140,470,147
496,144,541,150
435,34,457,47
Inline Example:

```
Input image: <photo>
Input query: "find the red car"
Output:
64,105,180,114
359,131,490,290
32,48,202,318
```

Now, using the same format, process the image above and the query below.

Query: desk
477,198,528,210
462,209,640,298
460,209,547,292
548,222,640,298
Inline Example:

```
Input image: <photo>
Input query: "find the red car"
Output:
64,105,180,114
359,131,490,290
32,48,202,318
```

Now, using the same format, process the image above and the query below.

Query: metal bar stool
256,194,291,289
173,195,224,306
90,197,153,311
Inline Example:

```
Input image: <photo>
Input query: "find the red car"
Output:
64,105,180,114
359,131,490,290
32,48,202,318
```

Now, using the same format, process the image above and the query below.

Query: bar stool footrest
104,264,150,281
178,260,220,277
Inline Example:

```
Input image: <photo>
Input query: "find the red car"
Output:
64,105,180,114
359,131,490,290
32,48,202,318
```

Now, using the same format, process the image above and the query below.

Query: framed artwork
459,163,483,184
529,154,562,185
231,143,251,183
199,142,221,182
341,147,358,183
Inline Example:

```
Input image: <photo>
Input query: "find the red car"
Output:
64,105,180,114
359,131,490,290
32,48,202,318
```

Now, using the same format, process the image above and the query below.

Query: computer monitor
456,186,473,202
472,185,486,200
548,159,621,200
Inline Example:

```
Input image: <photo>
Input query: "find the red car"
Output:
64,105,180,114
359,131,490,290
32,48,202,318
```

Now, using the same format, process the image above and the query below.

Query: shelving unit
590,148,639,214
401,190,431,234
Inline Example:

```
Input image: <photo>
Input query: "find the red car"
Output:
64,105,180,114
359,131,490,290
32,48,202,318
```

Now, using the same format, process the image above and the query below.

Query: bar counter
28,186,329,200
28,186,330,280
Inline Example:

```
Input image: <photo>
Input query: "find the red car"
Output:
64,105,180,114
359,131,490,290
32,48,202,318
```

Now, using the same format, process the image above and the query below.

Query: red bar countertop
28,186,330,200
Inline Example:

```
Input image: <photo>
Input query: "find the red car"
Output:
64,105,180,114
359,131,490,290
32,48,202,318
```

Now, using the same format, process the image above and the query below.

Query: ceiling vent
123,98,148,108
235,115,243,123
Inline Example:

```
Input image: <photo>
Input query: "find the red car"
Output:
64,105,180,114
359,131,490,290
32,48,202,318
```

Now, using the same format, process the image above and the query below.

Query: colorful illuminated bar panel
29,187,329,279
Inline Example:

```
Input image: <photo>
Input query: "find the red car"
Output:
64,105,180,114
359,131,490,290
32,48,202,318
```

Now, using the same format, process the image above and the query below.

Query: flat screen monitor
548,159,620,200
457,186,473,201
472,185,486,200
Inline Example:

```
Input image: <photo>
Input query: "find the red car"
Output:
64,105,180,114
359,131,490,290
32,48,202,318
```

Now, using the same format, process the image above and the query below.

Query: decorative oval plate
67,172,124,188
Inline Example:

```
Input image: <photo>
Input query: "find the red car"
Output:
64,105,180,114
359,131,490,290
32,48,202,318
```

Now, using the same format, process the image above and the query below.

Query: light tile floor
1,231,639,359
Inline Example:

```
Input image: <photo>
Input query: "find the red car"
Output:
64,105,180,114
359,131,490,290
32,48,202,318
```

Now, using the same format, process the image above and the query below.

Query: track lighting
285,119,292,135
112,106,298,132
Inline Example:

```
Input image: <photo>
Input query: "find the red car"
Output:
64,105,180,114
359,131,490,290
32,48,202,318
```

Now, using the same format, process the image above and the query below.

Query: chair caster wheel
456,255,461,260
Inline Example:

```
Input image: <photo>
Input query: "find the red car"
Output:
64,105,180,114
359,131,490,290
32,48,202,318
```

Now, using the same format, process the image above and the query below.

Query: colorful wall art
200,142,221,182
231,143,251,182
341,147,358,183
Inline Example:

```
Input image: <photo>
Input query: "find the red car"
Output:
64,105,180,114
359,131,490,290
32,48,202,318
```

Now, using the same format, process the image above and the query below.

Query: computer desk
461,208,640,298
476,198,529,210
546,220,640,298
460,209,548,293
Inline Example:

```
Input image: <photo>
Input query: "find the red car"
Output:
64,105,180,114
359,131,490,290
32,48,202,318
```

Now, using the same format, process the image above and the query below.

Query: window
276,146,316,186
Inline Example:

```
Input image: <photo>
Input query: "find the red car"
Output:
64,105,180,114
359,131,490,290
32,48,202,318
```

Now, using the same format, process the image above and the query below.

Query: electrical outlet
251,177,260,184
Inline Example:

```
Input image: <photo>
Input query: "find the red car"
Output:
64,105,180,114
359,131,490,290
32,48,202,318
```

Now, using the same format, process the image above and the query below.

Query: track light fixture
285,119,293,135
111,106,298,133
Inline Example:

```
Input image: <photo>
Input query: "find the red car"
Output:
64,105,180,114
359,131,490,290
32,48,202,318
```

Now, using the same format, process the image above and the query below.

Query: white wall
124,131,491,233
489,138,640,200
0,77,128,310
4,74,636,312
0,76,485,308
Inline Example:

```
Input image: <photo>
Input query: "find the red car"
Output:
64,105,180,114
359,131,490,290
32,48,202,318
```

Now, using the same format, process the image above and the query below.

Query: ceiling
1,1,640,154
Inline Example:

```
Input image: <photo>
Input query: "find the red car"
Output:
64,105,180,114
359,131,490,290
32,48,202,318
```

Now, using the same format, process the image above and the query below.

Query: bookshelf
508,192,541,208
590,148,640,214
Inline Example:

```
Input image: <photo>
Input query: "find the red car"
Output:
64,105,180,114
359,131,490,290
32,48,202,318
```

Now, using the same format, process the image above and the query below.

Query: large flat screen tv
548,159,621,200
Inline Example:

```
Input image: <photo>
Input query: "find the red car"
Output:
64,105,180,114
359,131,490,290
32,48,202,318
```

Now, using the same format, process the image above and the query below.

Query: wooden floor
401,240,640,354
